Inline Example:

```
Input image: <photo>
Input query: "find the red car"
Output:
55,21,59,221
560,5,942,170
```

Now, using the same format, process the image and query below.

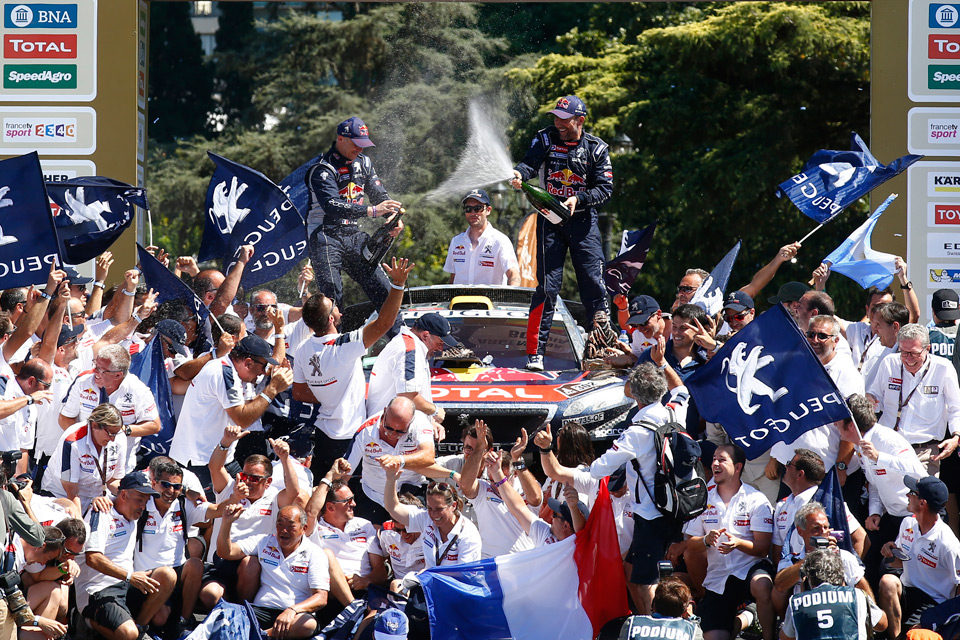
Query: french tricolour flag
419,479,629,640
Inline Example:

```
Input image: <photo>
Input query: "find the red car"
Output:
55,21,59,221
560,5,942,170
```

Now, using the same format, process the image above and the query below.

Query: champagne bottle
362,208,405,267
520,181,572,225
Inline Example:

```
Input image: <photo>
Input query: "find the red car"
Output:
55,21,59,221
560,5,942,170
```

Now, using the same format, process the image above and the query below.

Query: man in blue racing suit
510,95,614,371
305,116,404,310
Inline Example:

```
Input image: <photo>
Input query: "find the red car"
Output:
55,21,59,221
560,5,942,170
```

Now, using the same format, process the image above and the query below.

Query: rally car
343,285,635,455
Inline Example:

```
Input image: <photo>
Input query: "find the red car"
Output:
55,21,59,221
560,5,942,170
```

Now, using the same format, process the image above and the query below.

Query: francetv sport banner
0,152,62,288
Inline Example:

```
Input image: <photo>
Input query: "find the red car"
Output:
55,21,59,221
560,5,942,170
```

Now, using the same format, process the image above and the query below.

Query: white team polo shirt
76,505,136,612
309,515,382,577
169,355,245,466
377,528,424,580
35,363,76,456
407,508,482,569
366,327,430,417
897,516,960,603
867,353,960,444
861,424,929,518
684,482,774,594
0,375,32,452
42,422,127,513
209,480,280,562
134,496,212,571
468,478,534,558
293,329,368,440
346,410,435,506
442,224,519,285
237,533,330,610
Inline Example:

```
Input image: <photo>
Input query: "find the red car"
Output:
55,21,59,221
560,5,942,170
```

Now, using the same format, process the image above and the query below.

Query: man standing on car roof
510,95,614,372
305,116,404,311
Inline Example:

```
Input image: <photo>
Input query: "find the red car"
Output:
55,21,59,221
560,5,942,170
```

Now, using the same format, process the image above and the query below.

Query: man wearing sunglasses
442,188,519,286
0,359,53,476
607,295,670,368
721,291,755,335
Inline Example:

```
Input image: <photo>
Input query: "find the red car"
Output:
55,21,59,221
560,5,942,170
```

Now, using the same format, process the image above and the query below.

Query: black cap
155,319,189,356
62,265,92,286
723,291,755,312
413,313,458,347
235,335,280,366
56,324,84,348
905,475,949,510
119,471,160,496
933,289,960,321
461,189,491,206
626,295,660,325
547,497,589,525
767,281,810,305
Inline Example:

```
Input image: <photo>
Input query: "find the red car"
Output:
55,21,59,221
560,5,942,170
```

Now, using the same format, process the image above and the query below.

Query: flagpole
54,254,72,329
796,223,824,245
146,207,153,248
298,259,311,298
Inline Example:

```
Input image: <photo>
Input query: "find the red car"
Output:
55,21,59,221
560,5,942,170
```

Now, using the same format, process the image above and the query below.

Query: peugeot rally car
344,285,634,455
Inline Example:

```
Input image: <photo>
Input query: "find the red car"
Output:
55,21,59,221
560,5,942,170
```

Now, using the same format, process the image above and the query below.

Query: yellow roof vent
449,295,493,311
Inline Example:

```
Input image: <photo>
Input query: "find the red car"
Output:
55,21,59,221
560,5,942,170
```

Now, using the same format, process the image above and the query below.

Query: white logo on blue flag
686,305,850,458
0,152,61,287
690,240,740,315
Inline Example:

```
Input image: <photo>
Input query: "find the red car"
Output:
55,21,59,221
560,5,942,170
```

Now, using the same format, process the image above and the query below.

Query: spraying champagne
362,208,405,267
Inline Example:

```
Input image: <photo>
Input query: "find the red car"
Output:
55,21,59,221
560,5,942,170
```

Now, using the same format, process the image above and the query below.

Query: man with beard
292,258,413,478
443,188,519,286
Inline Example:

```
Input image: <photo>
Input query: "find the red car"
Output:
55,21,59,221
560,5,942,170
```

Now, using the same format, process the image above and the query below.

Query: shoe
526,355,544,371
737,602,762,639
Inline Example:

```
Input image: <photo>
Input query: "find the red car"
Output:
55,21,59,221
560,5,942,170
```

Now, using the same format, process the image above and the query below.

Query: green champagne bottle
362,209,405,267
520,181,572,225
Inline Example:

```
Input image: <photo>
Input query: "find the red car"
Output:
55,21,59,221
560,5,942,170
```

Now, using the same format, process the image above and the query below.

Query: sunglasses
253,304,278,312
158,480,183,492
805,331,835,341
238,472,267,485
94,423,123,437
723,311,750,321
677,285,697,294
429,481,452,492
61,546,82,557
463,205,486,213
68,312,85,319
249,358,269,369
383,423,409,436
36,378,52,389
329,494,355,504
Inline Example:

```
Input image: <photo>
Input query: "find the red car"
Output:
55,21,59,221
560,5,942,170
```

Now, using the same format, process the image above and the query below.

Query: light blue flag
689,240,741,315
822,193,898,289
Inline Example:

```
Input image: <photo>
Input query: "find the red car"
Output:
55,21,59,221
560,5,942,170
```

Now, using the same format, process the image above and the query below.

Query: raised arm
458,420,489,500
210,245,253,318
381,464,412,527
739,243,801,300
486,451,536,535
362,258,413,349
533,425,577,486
271,437,305,509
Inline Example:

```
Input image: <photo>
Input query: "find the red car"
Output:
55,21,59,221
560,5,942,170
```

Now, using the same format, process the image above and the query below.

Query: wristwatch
25,396,34,406
512,460,527,471
123,425,132,437
836,461,847,471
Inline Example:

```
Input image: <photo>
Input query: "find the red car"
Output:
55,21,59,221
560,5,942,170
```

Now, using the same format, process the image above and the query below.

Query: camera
658,561,675,579
0,570,34,626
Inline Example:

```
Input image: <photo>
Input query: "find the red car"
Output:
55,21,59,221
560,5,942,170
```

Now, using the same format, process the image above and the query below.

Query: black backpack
631,410,708,522
136,495,189,553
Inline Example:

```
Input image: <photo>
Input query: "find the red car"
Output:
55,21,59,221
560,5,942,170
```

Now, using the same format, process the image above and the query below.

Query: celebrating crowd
0,100,953,640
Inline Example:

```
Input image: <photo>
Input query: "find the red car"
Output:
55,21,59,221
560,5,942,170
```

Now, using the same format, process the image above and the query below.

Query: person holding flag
305,117,404,313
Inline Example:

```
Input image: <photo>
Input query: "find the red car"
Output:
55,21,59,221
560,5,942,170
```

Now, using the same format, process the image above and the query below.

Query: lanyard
896,359,932,430
434,530,460,566
91,438,109,495
858,335,878,371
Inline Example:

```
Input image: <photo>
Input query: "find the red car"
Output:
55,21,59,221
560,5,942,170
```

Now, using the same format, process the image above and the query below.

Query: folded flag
0,152,62,288
603,222,656,296
419,479,629,640
129,336,176,459
137,243,209,323
822,193,898,290
689,240,741,316
199,152,306,288
685,305,850,459
813,466,854,555
47,177,147,264
776,132,921,223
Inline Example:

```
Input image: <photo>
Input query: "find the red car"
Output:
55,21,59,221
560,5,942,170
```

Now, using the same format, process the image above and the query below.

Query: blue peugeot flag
822,193,899,290
278,153,320,220
198,153,306,288
685,304,850,459
603,222,656,296
0,152,62,288
129,336,176,459
136,244,209,324
47,177,147,264
776,133,922,223
689,240,741,316
812,466,854,555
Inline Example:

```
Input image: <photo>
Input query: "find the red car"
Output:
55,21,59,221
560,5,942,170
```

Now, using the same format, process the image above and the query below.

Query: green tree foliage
148,2,215,142
212,2,258,129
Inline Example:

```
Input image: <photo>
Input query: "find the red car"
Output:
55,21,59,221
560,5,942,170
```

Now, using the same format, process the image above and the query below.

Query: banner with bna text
0,152,62,288
199,152,306,288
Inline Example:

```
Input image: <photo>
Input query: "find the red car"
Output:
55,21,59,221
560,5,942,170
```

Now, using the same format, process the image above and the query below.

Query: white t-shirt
366,327,431,417
76,506,136,612
293,329,368,440
169,356,246,466
527,518,560,547
134,496,212,571
378,528,424,580
35,363,76,456
897,516,960,603
442,225,519,286
209,480,281,562
867,353,960,444
42,422,127,513
345,410,435,506
308,516,382,577
468,478,534,558
0,376,32,452
236,533,330,610
684,482,774,594
270,459,312,493
407,508,482,569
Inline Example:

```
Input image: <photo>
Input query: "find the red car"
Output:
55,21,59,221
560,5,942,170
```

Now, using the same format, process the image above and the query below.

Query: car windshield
445,314,580,370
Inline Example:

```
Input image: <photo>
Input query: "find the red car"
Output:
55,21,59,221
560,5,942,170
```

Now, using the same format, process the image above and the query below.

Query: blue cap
119,471,159,496
374,609,408,640
549,95,587,119
62,265,92,286
461,189,491,206
627,295,660,325
337,116,374,147
413,313,458,347
723,291,755,312
56,324,84,348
